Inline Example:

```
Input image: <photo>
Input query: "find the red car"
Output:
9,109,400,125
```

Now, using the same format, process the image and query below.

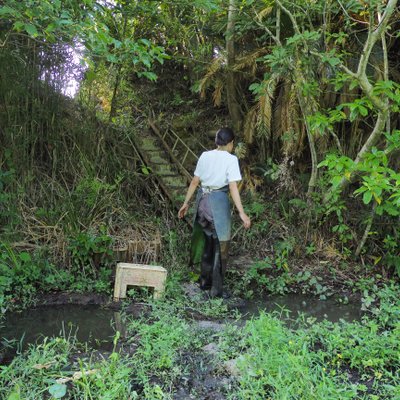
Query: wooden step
163,176,188,187
139,137,160,151
167,186,187,194
149,155,170,164
152,164,177,175
132,124,195,219
169,188,186,201
153,172,179,178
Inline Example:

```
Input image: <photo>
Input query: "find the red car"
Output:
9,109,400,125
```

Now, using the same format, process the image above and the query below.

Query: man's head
215,127,234,147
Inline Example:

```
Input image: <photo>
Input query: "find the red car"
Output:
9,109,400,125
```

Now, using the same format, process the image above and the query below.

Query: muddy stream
0,293,361,364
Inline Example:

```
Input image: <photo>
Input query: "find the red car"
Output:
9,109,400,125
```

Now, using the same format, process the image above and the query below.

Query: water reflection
0,294,362,364
236,293,362,323
0,305,117,353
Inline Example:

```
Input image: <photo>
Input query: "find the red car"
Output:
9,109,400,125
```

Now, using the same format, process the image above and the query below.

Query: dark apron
190,186,230,266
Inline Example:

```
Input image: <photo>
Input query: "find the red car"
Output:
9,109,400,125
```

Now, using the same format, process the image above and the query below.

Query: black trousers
199,227,229,298
197,193,229,297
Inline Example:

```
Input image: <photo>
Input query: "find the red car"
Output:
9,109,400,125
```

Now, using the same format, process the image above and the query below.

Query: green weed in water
218,311,400,400
0,334,136,400
1,285,400,399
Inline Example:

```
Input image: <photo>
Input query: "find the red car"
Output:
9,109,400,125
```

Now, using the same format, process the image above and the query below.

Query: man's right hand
239,211,251,229
178,203,189,219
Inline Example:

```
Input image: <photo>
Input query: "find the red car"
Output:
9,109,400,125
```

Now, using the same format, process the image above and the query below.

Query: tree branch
309,49,387,110
355,202,376,257
356,0,398,78
252,9,281,46
276,7,281,44
327,108,388,198
379,10,391,132
275,0,301,36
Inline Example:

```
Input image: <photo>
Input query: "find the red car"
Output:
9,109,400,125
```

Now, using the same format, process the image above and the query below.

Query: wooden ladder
132,120,207,210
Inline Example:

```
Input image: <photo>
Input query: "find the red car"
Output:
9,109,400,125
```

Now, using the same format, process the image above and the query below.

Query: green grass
1,280,400,399
0,334,135,400
217,311,400,400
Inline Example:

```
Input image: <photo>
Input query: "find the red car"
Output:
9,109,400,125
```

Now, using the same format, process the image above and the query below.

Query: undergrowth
1,282,399,399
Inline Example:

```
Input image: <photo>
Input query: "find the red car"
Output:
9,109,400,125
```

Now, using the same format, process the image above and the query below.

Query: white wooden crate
113,263,167,301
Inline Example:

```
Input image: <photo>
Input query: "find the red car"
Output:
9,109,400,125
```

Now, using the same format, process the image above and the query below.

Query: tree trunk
226,0,242,133
109,64,122,123
294,69,318,196
330,109,389,196
109,15,128,123
322,0,396,200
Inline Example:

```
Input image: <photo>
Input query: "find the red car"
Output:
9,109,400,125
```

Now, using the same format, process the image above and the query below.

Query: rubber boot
210,234,223,298
210,241,229,298
200,230,213,290
219,241,229,278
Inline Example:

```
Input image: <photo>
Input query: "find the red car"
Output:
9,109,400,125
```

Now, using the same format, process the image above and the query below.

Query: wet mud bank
1,288,362,357
1,285,397,399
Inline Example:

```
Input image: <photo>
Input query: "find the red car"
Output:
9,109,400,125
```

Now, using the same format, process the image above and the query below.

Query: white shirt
194,150,242,189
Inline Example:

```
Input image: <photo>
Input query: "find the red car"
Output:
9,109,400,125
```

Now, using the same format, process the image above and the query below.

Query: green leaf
0,6,18,17
349,79,359,91
106,54,118,63
141,165,150,175
13,21,24,31
317,159,329,168
58,19,73,26
139,38,151,46
327,57,340,67
249,82,263,94
48,383,67,399
358,105,368,116
363,191,373,205
331,175,342,188
138,71,157,81
24,23,38,37
385,204,400,216
287,30,320,45
45,23,56,33
376,205,384,216
113,39,122,49
349,109,357,122
141,57,151,68
7,392,21,400
19,252,31,262
85,70,96,82
354,186,367,195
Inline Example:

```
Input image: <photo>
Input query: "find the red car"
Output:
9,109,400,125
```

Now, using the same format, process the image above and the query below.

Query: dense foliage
1,0,400,306
2,2,400,399
1,282,399,398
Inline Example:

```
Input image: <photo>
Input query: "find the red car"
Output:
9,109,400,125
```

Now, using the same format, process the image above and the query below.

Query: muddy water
235,293,362,323
0,305,117,355
0,293,361,364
